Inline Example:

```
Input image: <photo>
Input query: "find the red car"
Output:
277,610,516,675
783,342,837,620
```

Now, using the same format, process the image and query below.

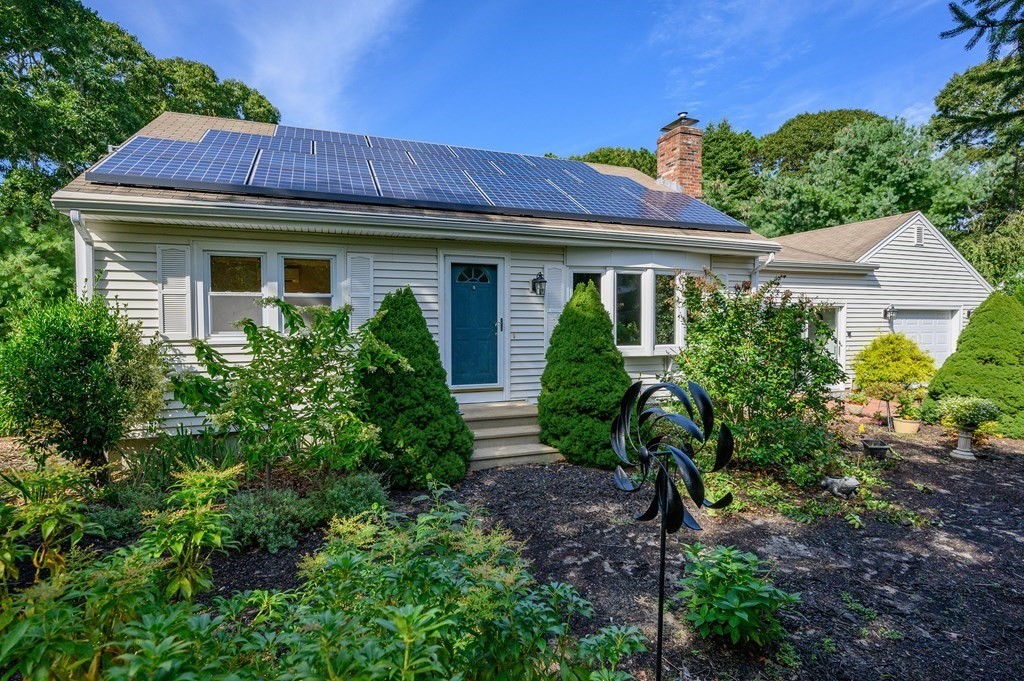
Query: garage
893,309,955,365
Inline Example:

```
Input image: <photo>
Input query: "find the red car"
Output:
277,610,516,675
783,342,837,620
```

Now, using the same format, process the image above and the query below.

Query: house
52,111,778,467
762,211,993,386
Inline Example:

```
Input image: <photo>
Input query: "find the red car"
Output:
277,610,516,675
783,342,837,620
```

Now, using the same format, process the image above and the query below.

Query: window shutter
157,246,191,340
545,264,566,346
348,253,374,330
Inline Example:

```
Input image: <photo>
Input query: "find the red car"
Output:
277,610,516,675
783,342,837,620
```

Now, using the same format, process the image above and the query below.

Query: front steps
461,402,563,471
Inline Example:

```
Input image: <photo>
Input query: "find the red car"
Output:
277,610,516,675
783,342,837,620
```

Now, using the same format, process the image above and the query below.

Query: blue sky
86,0,984,157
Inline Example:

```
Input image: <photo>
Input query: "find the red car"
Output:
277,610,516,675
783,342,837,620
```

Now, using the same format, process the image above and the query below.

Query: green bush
227,473,388,553
672,276,844,484
919,399,941,425
928,292,1024,438
675,542,800,647
121,427,240,492
938,395,1001,431
360,287,474,488
539,281,631,468
0,294,166,469
853,333,935,405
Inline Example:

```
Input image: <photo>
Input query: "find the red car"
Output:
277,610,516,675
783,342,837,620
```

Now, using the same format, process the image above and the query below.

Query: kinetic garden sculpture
611,381,734,681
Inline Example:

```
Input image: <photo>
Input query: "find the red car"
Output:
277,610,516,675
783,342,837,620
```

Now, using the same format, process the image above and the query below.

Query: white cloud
899,101,935,125
225,0,414,129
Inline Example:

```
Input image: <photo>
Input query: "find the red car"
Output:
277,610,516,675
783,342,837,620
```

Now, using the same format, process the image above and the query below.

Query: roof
771,212,919,263
60,112,754,237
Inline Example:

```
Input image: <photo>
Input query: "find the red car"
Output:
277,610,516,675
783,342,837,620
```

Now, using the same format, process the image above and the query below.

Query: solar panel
84,122,748,232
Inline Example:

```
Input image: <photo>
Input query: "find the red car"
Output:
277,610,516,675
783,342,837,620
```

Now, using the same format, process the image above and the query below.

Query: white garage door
893,310,954,365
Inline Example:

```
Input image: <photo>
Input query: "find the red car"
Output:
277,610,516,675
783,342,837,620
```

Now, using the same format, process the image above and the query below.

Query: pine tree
927,291,1024,438
361,287,474,488
538,281,631,468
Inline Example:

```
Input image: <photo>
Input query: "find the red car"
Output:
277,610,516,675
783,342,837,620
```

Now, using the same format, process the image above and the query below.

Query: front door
450,263,499,386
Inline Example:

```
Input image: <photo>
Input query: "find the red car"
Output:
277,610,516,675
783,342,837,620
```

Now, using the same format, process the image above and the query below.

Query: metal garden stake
611,381,734,681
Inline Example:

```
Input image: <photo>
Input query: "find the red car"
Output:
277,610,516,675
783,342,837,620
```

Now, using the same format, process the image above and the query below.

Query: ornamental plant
853,333,935,428
360,287,474,488
672,275,844,485
0,294,166,469
675,542,800,648
172,300,407,488
927,292,1024,438
938,396,1001,431
539,281,631,468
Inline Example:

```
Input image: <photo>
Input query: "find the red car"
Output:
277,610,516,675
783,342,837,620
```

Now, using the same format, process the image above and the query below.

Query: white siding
764,214,991,385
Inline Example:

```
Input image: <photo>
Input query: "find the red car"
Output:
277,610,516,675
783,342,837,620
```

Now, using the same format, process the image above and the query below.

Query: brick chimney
656,112,703,198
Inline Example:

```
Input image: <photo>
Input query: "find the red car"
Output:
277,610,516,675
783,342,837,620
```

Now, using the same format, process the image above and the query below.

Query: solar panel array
85,124,747,232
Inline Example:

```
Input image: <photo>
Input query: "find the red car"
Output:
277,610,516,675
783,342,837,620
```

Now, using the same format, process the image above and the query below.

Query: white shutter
347,253,374,330
157,246,191,340
545,264,566,346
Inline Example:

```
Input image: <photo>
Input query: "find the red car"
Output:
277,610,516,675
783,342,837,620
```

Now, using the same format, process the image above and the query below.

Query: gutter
69,210,94,298
51,190,781,257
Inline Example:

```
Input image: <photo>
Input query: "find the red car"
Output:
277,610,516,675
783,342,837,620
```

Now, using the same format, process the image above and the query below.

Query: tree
758,109,886,174
538,281,631,468
853,333,935,429
701,119,759,217
360,287,474,488
927,291,1024,438
952,212,1024,290
156,58,280,123
567,147,657,178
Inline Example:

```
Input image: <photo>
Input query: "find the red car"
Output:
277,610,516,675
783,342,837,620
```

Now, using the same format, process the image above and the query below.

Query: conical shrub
538,281,631,468
361,287,474,488
927,291,1024,438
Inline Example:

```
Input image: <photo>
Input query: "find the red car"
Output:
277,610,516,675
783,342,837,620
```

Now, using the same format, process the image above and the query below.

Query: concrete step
469,443,563,471
472,423,543,449
461,402,538,430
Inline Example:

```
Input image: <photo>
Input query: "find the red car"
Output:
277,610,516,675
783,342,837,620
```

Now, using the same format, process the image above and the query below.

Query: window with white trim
615,272,643,346
282,256,333,324
655,272,681,346
208,255,264,334
571,270,601,294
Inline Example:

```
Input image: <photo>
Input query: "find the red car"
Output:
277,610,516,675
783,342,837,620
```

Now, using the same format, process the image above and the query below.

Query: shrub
539,281,631,468
939,396,1001,431
919,399,941,424
0,294,165,469
360,287,474,488
853,333,934,423
927,292,1024,438
121,427,240,492
848,391,870,405
675,542,800,647
672,276,844,484
172,300,406,488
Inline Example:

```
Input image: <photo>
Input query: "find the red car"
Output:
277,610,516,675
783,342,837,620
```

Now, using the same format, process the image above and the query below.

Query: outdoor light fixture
883,304,897,321
531,271,547,296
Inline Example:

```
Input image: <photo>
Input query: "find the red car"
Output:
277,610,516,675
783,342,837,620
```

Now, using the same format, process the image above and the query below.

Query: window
209,255,263,334
571,271,601,293
655,273,679,346
283,257,332,323
615,272,642,346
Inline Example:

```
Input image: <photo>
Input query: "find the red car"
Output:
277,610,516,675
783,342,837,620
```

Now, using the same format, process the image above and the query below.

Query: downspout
751,251,776,288
70,210,94,299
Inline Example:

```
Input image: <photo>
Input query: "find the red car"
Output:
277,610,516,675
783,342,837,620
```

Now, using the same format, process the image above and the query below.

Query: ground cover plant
360,286,474,488
539,281,631,468
671,275,845,485
928,291,1024,437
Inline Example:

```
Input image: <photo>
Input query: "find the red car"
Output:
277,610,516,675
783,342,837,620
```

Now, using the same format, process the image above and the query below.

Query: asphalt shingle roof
772,212,919,263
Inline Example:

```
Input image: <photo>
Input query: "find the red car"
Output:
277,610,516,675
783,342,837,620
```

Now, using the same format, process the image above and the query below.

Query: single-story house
52,111,778,467
762,211,993,386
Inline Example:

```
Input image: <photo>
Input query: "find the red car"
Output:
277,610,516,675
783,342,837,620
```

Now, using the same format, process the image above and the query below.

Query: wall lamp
531,271,547,296
883,304,897,321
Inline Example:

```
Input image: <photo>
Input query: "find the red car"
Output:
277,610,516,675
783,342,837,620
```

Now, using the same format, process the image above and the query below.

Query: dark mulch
392,424,1024,681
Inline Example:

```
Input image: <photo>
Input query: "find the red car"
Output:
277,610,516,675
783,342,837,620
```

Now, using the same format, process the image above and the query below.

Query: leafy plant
172,300,406,487
848,391,870,405
121,426,239,492
0,294,166,470
672,275,844,484
360,286,474,488
939,395,1001,430
853,333,935,428
675,542,800,647
539,281,632,468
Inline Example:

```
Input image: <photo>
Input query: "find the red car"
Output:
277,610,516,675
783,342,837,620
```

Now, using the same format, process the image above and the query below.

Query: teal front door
450,263,499,386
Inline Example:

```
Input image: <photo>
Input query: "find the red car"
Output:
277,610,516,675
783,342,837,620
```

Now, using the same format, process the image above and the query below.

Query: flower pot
847,404,865,416
861,439,890,458
951,428,976,460
892,418,921,434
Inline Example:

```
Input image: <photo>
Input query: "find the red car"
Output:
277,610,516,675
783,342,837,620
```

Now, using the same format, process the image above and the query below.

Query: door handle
495,318,504,333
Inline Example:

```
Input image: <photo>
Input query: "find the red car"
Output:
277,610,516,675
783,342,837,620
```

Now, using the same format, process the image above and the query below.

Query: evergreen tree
567,147,658,178
538,281,631,468
927,292,1024,438
759,109,885,174
360,287,474,488
702,119,760,217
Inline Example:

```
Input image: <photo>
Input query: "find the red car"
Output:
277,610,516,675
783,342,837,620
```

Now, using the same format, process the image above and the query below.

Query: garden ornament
611,380,734,681
821,476,860,499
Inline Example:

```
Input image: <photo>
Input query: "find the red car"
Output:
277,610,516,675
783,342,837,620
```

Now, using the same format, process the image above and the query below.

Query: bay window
615,272,643,346
572,268,684,354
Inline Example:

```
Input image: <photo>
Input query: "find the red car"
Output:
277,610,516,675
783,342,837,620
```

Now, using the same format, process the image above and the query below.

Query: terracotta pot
951,428,976,460
847,404,865,416
892,418,921,434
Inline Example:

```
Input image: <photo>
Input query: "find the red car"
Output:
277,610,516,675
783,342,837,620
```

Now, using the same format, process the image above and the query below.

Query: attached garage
892,309,955,365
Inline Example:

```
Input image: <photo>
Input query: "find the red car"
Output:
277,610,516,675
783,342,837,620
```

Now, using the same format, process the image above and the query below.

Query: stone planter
951,428,976,460
892,418,921,434
847,404,865,416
